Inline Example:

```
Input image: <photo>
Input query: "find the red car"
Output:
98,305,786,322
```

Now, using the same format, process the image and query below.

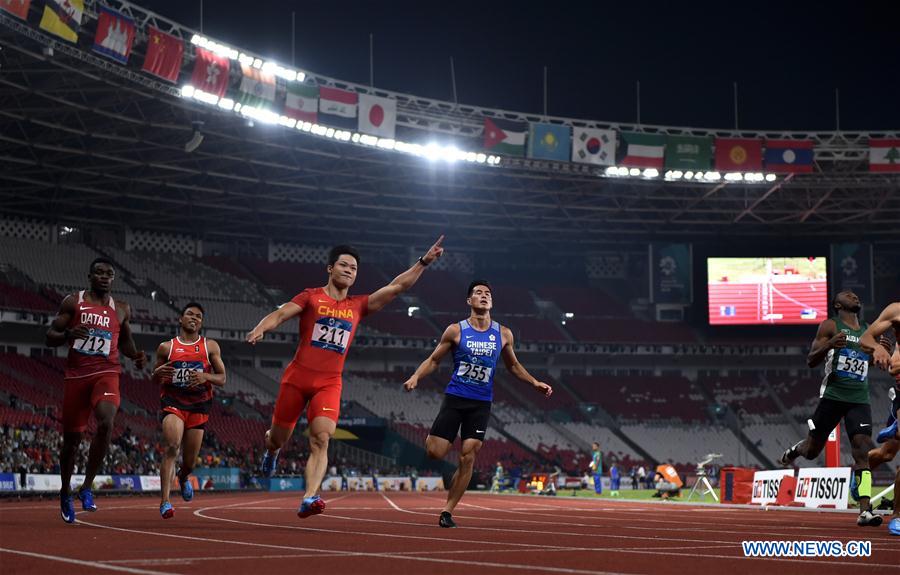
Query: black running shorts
429,394,492,442
807,397,872,442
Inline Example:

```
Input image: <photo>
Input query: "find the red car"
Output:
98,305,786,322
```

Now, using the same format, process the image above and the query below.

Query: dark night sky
151,0,899,131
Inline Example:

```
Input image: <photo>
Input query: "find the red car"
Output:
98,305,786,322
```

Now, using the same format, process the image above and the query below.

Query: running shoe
160,501,174,519
850,472,859,501
857,509,883,527
889,517,900,536
438,511,456,528
60,493,75,524
260,449,280,478
180,476,194,502
877,419,898,444
77,488,97,512
296,495,326,519
778,441,801,467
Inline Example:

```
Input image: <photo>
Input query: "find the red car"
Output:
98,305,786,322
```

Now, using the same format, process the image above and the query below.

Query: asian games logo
841,256,857,277
659,256,677,277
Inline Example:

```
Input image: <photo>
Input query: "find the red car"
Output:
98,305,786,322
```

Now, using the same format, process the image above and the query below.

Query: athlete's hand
421,235,445,265
187,371,209,388
828,332,847,349
402,377,418,392
873,345,891,370
153,362,175,383
131,350,147,370
66,326,90,342
246,327,265,345
533,380,553,397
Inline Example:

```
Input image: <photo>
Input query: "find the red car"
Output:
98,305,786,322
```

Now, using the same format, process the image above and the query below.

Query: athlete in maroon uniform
152,302,226,519
247,237,444,518
46,257,146,523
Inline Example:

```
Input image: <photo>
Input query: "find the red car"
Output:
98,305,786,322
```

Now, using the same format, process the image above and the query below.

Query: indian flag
239,64,276,108
618,132,665,169
285,83,319,123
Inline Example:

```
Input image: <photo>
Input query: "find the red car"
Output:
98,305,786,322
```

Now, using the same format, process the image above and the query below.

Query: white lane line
0,547,174,575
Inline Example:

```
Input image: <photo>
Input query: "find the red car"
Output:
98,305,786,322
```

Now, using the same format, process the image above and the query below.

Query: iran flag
358,94,396,138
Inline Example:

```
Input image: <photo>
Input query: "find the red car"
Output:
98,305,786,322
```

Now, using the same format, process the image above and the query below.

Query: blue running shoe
297,495,326,519
60,494,75,524
180,477,194,502
160,501,174,519
889,517,900,536
260,449,280,478
850,472,859,501
77,488,97,512
877,419,898,444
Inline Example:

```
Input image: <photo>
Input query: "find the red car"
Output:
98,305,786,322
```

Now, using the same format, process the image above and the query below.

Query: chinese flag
0,0,31,20
715,138,763,172
142,27,184,83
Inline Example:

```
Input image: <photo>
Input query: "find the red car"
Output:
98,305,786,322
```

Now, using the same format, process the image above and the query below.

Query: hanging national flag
869,139,900,173
318,86,358,129
142,27,184,83
715,138,763,172
285,83,318,123
191,47,230,98
572,128,615,166
92,7,136,64
664,135,712,171
483,118,527,156
0,0,31,20
358,93,397,138
39,0,83,43
764,140,814,173
238,63,276,108
527,123,571,162
617,132,665,168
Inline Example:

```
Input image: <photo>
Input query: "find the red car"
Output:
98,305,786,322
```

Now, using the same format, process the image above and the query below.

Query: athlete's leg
160,413,185,506
302,416,336,499
781,399,843,465
60,378,91,498
180,428,205,481
443,438,482,514
265,382,307,468
79,400,117,492
59,431,82,497
425,435,453,460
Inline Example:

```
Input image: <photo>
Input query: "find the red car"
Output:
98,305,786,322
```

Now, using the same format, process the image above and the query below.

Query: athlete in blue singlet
403,280,553,528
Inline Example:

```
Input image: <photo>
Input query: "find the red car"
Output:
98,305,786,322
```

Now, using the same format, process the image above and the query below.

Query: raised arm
499,326,552,397
246,301,302,345
806,318,842,368
368,235,445,314
117,302,147,369
402,323,458,392
188,339,226,389
45,294,83,347
860,302,900,369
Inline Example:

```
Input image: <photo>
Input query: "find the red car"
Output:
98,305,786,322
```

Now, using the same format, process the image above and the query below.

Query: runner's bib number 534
835,348,869,382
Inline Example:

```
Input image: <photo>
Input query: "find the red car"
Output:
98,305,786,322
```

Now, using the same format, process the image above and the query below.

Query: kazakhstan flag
528,122,572,162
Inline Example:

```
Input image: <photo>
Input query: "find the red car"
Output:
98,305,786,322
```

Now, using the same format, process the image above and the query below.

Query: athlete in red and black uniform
247,237,444,518
45,257,146,523
151,302,226,519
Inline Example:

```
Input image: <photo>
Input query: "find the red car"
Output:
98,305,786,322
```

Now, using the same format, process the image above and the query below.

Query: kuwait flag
764,140,814,173
358,93,396,138
483,118,527,156
869,139,900,172
715,138,762,172
238,63,276,108
572,128,615,165
92,7,136,64
318,86,358,129
285,83,318,123
617,132,665,168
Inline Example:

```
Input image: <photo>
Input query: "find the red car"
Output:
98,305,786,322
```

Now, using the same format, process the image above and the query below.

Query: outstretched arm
403,323,457,392
500,327,552,397
246,302,302,345
368,235,445,314
860,302,900,369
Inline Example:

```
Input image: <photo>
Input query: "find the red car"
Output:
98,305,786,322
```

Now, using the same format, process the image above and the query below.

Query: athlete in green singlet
778,290,882,527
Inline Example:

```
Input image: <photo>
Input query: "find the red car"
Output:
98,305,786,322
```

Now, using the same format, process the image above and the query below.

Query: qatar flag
358,93,396,138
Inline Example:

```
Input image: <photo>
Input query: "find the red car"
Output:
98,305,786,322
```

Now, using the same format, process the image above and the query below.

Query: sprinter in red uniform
45,257,146,523
151,302,226,519
247,237,444,518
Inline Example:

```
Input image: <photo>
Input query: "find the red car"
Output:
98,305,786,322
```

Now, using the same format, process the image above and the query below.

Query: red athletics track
1,492,898,575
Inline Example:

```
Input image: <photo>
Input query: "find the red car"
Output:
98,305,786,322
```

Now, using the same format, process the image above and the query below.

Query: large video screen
707,257,828,325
